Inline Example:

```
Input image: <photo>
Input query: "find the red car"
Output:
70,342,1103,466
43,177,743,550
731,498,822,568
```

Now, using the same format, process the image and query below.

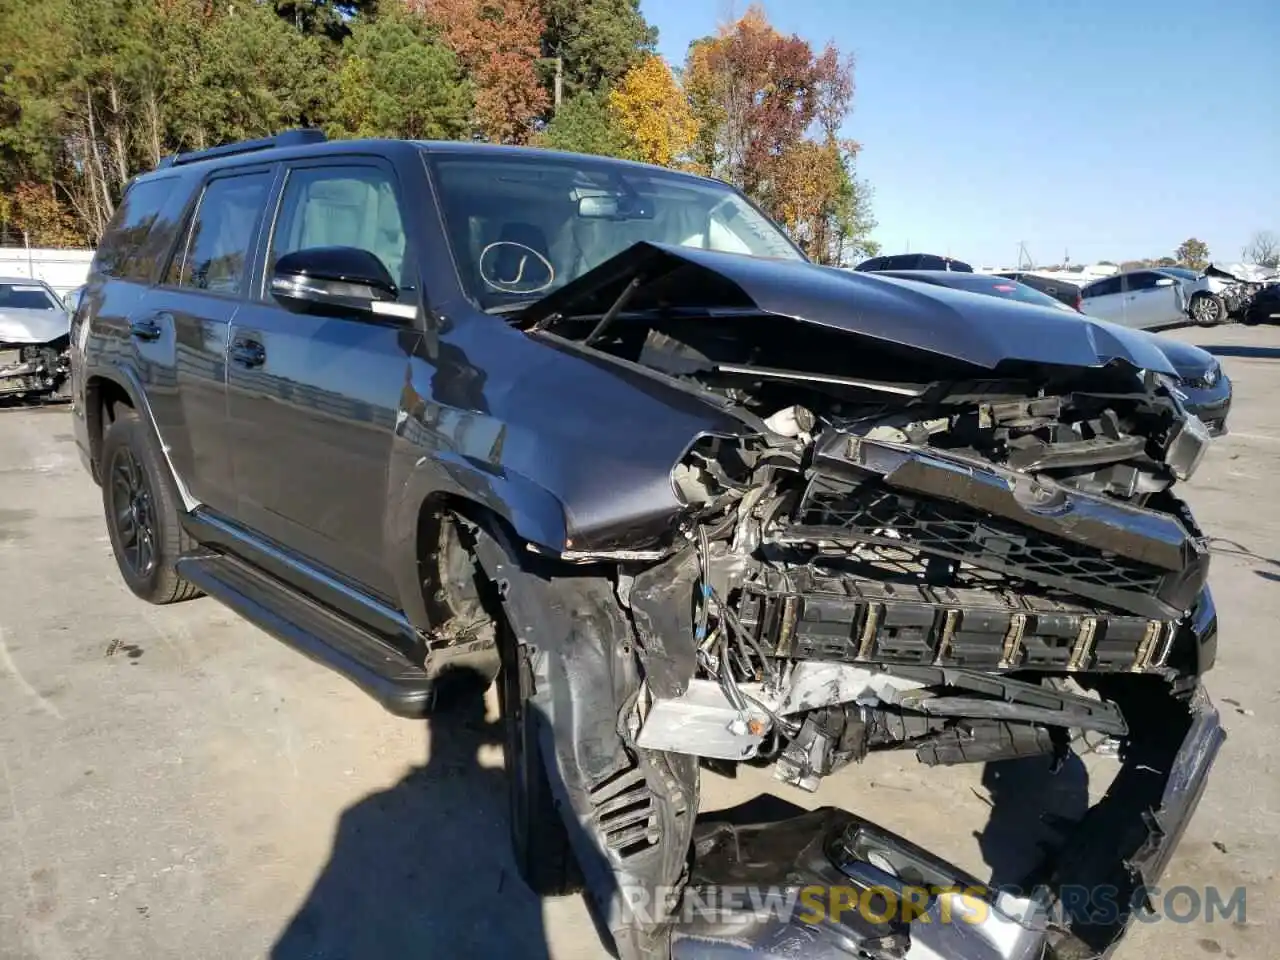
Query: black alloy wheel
110,445,158,579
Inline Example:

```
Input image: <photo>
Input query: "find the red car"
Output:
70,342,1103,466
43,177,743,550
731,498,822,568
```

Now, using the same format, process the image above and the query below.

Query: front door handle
129,316,164,341
230,339,266,368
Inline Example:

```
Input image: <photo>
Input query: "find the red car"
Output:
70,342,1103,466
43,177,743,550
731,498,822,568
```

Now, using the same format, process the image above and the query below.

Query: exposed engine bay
480,243,1226,960
1205,261,1280,319
528,296,1216,795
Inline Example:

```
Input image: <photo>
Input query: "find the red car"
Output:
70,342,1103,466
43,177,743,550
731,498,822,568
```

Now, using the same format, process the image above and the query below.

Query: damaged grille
789,477,1198,619
736,567,1175,674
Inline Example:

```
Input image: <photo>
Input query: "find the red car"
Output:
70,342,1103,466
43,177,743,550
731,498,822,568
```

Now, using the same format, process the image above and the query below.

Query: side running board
174,552,435,717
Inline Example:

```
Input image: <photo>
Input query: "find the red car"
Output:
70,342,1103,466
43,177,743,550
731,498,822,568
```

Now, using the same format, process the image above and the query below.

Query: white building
0,247,94,299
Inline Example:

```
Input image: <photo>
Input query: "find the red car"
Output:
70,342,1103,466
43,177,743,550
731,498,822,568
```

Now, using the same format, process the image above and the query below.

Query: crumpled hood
1132,330,1215,380
1206,261,1280,284
0,308,70,345
517,242,1178,375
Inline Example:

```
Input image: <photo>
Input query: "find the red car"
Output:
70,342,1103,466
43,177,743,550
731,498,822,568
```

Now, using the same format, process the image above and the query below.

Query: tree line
1035,233,1279,275
0,0,878,265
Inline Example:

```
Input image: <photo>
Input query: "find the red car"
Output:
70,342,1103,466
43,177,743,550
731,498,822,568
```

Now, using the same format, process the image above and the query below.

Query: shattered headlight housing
1188,359,1221,389
1165,411,1212,480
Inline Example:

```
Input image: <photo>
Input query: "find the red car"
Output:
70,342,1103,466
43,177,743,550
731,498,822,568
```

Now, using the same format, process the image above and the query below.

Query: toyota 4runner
71,131,1224,960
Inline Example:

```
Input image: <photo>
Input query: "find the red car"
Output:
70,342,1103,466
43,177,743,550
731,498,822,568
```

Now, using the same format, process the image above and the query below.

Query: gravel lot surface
2,323,1277,959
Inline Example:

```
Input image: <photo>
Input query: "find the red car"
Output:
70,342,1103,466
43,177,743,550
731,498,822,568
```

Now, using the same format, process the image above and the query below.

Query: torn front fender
1042,680,1225,959
470,525,699,960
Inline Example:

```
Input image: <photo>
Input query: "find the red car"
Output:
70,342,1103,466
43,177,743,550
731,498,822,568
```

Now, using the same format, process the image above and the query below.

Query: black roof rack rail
156,129,326,170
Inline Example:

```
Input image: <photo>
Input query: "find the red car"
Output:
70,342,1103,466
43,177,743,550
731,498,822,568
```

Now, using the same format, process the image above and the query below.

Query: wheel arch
386,454,570,635
84,366,198,511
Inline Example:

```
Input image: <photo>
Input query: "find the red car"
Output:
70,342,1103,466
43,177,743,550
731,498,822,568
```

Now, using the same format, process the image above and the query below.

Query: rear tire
100,407,202,605
1190,292,1226,326
496,619,582,896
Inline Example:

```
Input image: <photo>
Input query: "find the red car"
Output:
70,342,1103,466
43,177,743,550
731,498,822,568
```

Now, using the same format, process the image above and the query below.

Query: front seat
491,222,553,290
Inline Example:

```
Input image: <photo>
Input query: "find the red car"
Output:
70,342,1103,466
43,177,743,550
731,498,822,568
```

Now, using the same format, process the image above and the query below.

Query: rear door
145,167,277,514
1079,275,1125,322
226,156,421,598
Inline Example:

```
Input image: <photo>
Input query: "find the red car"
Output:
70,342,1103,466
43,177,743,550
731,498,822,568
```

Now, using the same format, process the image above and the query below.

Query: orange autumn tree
410,0,549,143
607,54,698,168
684,5,875,264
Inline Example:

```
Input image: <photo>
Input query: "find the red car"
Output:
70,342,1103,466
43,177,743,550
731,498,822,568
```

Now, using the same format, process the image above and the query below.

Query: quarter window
269,166,409,289
165,172,273,294
97,177,180,281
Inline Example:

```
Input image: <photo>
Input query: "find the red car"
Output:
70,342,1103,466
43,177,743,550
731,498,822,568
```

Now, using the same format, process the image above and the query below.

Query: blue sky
640,0,1280,267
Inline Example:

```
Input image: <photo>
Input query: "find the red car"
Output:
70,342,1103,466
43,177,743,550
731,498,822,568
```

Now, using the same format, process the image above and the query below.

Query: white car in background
1080,265,1268,329
1079,268,1194,329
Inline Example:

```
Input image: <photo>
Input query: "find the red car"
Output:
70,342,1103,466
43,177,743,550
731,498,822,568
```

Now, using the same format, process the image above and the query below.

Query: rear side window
1084,276,1122,297
95,177,180,281
165,172,273,295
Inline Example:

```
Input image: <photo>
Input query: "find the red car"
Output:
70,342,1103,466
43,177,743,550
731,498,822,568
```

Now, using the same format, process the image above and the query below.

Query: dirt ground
1,323,1277,960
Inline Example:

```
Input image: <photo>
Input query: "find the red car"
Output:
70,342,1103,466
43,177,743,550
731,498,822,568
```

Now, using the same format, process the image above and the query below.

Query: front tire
100,407,202,604
1190,292,1226,326
496,620,582,896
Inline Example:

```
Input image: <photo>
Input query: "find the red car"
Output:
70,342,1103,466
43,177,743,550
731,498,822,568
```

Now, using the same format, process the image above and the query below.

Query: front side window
1124,272,1160,292
0,282,61,311
424,150,803,310
165,172,273,295
269,165,410,289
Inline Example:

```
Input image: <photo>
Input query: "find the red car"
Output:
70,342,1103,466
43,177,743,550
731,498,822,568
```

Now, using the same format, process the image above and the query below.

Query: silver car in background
1081,264,1272,328
1078,268,1193,329
0,277,73,401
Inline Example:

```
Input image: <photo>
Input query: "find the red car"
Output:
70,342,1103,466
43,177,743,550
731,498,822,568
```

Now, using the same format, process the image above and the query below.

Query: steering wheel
478,241,555,294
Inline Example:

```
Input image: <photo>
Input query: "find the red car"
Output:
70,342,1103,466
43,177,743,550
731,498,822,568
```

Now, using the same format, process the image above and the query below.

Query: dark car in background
875,269,1232,435
1242,281,1280,325
994,269,1084,310
853,252,973,272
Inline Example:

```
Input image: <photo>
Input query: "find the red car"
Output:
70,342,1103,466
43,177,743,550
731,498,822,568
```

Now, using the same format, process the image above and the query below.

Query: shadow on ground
272,658,1090,959
271,682,554,960
975,753,1090,887
1201,344,1280,360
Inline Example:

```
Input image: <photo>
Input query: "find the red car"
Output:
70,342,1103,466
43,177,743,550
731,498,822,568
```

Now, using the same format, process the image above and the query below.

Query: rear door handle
230,338,266,368
129,315,166,341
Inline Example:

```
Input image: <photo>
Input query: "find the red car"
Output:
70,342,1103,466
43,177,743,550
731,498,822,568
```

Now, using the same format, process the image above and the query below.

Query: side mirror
270,246,398,314
1155,277,1176,287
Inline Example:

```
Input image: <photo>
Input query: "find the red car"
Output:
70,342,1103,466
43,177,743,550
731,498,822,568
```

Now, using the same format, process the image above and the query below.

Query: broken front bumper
668,682,1224,959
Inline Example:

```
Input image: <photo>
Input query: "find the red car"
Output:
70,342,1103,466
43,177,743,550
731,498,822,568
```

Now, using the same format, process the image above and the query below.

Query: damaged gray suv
70,132,1224,960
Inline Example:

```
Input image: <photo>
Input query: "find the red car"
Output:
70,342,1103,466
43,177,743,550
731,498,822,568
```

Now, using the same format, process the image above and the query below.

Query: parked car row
857,253,1280,333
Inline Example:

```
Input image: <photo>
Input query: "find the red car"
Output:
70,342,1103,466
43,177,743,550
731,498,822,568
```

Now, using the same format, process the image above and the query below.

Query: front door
1121,271,1180,329
226,159,421,600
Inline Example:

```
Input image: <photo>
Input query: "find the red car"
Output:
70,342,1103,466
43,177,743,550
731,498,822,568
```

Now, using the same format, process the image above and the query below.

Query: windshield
0,282,61,311
423,150,804,310
1159,267,1199,281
